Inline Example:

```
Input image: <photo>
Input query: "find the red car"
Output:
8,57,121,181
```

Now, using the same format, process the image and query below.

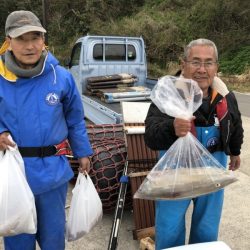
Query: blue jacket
0,52,93,194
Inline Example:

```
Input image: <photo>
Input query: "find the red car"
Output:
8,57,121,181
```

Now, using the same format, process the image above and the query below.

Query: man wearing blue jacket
0,10,93,250
144,39,243,249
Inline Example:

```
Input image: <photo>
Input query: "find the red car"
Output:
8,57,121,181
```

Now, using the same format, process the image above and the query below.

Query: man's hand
173,117,194,137
0,132,15,150
229,155,241,171
78,157,91,174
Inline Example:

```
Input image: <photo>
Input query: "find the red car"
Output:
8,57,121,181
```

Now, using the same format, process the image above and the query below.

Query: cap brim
8,26,46,38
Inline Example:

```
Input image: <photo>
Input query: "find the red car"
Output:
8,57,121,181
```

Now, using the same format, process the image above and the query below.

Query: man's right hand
0,132,15,150
173,117,194,137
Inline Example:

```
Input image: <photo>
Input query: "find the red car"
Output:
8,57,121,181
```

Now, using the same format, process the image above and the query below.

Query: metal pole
108,159,129,250
42,0,48,45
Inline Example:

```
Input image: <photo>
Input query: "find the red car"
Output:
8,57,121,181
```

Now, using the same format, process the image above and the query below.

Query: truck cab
68,35,155,124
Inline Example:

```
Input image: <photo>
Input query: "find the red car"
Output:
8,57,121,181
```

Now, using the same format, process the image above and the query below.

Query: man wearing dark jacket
144,38,243,249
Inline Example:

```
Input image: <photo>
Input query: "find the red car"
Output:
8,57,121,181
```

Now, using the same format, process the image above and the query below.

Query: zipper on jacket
226,120,230,143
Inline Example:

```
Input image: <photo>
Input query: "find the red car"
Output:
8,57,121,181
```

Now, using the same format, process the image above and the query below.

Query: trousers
4,182,68,250
155,126,228,249
155,189,224,249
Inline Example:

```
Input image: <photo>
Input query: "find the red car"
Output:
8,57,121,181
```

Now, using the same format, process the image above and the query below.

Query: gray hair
184,38,218,61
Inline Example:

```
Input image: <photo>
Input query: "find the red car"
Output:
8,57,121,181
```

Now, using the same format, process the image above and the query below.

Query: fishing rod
107,158,129,250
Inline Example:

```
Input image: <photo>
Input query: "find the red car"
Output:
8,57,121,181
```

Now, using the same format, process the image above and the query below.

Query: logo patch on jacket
207,136,219,148
46,93,59,105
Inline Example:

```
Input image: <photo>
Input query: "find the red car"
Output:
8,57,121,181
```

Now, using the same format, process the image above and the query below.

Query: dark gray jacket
144,91,243,156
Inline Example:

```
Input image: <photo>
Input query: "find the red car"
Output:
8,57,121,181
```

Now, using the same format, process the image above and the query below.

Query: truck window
127,45,136,61
106,44,125,61
93,44,103,60
70,43,81,67
93,44,136,61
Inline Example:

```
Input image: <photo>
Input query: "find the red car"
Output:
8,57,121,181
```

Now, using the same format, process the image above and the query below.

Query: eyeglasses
185,60,217,69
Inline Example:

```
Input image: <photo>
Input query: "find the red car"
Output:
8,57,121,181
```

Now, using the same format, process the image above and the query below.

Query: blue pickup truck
67,35,157,124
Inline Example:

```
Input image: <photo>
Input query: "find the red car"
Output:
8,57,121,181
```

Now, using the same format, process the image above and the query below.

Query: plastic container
163,241,231,250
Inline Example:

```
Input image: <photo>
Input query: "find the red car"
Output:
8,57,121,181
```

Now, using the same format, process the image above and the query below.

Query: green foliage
0,0,249,76
186,0,250,52
220,46,250,74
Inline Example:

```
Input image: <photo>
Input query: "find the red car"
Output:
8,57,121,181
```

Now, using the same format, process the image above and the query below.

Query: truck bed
87,95,122,113
82,78,157,124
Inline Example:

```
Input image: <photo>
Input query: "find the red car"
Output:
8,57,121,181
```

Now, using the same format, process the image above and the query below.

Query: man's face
7,31,45,69
181,45,218,94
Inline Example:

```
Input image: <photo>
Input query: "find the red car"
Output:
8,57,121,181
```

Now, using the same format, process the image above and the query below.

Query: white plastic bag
66,173,103,241
134,76,237,200
0,146,37,236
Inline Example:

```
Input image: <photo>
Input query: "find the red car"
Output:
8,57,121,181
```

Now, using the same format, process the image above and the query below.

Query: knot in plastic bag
150,76,203,119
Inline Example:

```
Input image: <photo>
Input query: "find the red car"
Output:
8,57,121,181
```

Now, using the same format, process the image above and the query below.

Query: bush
219,46,250,75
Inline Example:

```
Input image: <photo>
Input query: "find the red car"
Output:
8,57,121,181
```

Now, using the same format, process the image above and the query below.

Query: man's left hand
78,157,91,174
229,155,241,171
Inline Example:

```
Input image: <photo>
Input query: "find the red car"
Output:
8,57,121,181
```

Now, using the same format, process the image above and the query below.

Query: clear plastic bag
0,146,37,236
66,173,103,241
134,76,237,200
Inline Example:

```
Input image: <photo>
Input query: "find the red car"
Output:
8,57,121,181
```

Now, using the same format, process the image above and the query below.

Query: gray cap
5,10,46,38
